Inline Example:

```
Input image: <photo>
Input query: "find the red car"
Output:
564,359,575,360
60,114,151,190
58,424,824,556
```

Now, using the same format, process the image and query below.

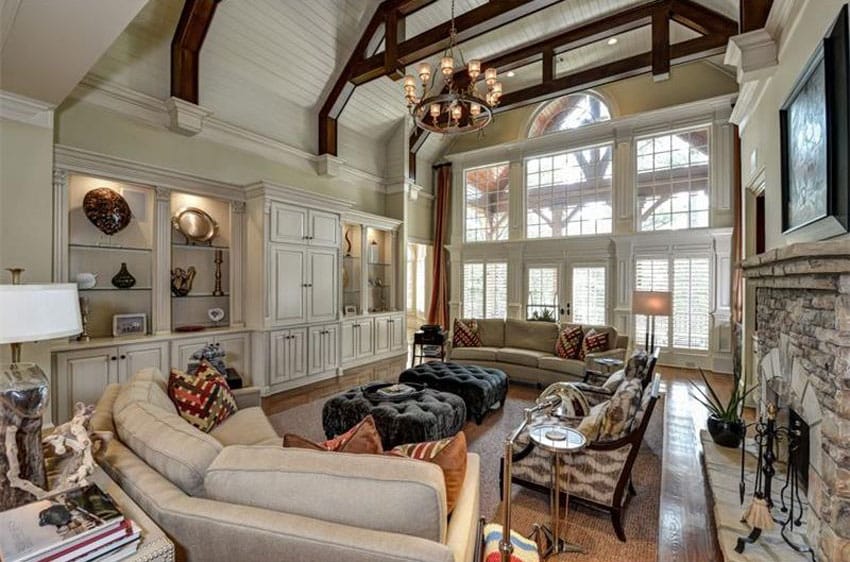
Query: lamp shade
632,290,672,316
0,284,81,343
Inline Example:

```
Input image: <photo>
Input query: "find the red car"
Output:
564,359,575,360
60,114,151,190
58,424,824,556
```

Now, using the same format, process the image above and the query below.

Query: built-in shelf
80,287,152,292
171,244,230,251
343,255,360,259
344,289,361,293
171,293,230,298
70,244,152,253
368,262,392,266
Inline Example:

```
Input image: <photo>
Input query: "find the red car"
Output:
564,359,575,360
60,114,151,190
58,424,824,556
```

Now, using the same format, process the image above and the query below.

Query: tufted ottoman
322,382,466,449
398,362,509,424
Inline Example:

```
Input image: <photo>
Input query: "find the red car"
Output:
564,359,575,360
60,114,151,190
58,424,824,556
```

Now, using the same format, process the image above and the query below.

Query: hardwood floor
261,357,736,562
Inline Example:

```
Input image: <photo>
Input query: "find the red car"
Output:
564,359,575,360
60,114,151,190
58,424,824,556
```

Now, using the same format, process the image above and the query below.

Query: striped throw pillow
555,325,583,359
168,361,238,432
389,432,467,513
452,319,481,347
580,329,609,360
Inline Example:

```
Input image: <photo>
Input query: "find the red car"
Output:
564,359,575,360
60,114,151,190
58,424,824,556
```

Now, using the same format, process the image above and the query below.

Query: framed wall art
780,5,850,239
112,313,147,337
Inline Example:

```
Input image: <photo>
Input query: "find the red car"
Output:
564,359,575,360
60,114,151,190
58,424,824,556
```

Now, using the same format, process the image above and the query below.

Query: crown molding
342,209,403,230
70,76,388,189
243,179,355,211
0,90,55,128
54,144,243,201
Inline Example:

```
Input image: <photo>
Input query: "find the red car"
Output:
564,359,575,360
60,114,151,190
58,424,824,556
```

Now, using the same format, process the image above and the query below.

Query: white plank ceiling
85,0,739,170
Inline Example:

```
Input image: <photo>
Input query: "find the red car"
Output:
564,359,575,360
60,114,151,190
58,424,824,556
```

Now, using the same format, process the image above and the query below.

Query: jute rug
268,382,664,562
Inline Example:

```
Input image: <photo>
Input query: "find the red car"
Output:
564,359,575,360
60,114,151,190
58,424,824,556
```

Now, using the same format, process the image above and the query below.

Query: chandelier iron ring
412,92,493,135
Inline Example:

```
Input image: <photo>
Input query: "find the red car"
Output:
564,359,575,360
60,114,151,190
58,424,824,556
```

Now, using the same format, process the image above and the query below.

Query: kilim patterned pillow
452,318,481,348
482,523,540,562
555,325,583,359
168,361,238,433
388,432,467,513
579,329,609,360
284,415,383,454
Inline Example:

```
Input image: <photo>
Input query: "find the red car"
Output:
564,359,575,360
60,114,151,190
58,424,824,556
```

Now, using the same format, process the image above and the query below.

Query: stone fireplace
742,239,850,562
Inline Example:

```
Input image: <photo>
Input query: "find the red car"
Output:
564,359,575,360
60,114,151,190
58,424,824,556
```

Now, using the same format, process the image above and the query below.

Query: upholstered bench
322,382,466,449
399,362,509,424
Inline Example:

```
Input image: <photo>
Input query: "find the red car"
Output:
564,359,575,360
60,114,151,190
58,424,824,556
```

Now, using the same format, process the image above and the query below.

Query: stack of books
0,484,141,562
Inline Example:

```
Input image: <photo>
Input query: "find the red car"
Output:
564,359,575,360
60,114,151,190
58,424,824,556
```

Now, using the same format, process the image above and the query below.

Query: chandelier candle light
404,0,503,134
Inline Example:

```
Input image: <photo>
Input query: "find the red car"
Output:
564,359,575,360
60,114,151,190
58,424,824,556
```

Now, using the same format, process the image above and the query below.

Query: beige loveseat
447,319,628,386
92,368,480,562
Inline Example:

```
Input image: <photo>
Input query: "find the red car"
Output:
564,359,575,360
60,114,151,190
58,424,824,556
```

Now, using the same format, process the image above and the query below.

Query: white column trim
52,170,69,283
153,186,172,334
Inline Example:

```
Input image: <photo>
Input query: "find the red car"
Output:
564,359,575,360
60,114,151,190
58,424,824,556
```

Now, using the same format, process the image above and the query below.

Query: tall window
673,257,710,350
528,92,612,137
572,266,606,325
406,243,429,321
634,258,670,348
636,127,710,231
465,164,509,242
526,143,613,238
527,267,559,320
634,256,711,350
463,262,507,318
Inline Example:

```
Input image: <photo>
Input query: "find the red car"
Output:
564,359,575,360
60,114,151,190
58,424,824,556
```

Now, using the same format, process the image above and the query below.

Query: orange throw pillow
168,361,237,433
283,415,383,454
387,432,468,513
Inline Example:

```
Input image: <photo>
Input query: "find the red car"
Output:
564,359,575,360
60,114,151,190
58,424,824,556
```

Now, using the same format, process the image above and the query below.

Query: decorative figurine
171,266,196,297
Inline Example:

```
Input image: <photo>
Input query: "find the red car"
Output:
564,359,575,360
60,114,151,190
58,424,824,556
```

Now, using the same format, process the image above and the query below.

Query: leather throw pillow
168,361,238,433
387,431,467,514
555,325,583,359
283,415,383,454
452,318,481,348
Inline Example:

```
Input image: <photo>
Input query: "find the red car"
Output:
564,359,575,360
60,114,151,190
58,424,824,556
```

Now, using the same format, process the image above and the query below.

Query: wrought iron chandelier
403,0,503,134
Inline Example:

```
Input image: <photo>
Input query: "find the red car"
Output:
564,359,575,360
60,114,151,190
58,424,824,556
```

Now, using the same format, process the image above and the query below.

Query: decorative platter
83,188,132,235
172,207,219,244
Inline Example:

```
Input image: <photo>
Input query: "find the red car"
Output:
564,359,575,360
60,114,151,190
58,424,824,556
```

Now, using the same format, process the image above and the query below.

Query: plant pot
707,415,745,448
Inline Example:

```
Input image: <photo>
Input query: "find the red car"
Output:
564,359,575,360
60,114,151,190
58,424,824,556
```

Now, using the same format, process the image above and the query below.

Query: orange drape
427,163,451,329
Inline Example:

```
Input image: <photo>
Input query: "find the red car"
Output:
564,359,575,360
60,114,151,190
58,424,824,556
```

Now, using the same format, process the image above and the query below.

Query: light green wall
741,0,850,249
54,100,386,215
407,197,434,242
447,60,738,154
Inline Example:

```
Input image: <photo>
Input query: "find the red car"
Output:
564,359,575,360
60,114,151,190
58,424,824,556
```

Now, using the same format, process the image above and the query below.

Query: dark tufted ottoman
399,362,509,424
322,382,466,449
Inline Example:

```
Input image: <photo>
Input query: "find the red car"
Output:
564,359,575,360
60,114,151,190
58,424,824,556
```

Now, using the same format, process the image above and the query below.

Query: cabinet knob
302,283,308,288
110,356,117,361
120,354,126,360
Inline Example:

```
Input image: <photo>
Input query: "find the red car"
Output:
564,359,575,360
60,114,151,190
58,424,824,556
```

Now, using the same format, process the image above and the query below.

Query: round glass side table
528,423,587,559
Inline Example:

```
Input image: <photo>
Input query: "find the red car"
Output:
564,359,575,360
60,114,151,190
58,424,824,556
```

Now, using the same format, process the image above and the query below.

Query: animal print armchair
571,347,659,407
500,373,662,542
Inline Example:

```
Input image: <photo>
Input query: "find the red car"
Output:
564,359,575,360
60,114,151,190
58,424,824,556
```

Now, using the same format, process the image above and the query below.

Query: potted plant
690,367,754,448
528,309,556,322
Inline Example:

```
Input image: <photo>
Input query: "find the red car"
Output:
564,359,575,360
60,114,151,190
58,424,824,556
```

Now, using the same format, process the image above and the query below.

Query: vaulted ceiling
83,0,740,173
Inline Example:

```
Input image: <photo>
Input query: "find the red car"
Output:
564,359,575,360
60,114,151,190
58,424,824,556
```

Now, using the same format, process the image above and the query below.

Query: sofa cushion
168,362,238,433
602,369,626,392
496,347,552,367
598,378,643,441
555,325,583,359
388,432,467,514
473,319,505,347
285,415,383,454
504,319,559,354
113,368,175,414
209,407,280,446
450,346,499,361
113,398,222,497
580,329,610,360
537,356,585,377
452,319,481,347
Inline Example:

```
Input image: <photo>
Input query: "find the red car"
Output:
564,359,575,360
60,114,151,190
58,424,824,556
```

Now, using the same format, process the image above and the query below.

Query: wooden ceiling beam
171,0,221,104
652,6,671,80
670,0,737,36
740,0,773,32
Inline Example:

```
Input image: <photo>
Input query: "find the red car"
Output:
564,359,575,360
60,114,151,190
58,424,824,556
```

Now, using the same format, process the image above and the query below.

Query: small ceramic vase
111,262,136,289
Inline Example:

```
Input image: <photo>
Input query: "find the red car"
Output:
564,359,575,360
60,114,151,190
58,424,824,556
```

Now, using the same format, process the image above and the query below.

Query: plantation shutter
572,267,606,325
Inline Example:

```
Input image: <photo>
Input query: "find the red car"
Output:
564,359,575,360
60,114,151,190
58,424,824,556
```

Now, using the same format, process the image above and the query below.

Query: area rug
268,383,664,562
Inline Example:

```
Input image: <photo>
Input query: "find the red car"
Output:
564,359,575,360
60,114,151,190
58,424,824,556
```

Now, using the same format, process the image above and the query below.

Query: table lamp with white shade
0,270,81,510
631,290,671,352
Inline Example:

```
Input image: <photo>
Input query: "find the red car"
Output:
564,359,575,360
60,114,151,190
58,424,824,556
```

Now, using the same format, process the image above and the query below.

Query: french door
525,263,607,325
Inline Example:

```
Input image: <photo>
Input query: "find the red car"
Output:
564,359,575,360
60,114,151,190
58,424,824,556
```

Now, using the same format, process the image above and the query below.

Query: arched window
528,92,612,137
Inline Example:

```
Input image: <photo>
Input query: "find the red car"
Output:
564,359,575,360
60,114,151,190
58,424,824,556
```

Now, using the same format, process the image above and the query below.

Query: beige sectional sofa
447,319,628,386
92,368,480,562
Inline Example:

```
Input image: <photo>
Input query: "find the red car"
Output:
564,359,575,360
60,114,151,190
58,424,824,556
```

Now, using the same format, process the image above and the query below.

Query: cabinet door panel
390,315,405,352
119,342,168,382
324,324,339,372
308,326,325,376
270,204,307,244
357,319,374,358
217,333,250,375
341,322,357,364
374,317,390,354
54,348,117,423
289,327,308,380
171,337,212,371
309,211,339,247
272,246,307,325
307,249,337,323
270,331,290,384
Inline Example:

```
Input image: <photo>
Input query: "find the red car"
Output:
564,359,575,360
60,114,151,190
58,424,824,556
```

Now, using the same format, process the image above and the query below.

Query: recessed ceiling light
607,37,618,46
506,71,515,77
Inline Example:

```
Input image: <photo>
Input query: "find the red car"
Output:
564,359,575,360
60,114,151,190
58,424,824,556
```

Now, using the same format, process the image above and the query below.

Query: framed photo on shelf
113,313,147,337
344,305,358,316
779,5,850,239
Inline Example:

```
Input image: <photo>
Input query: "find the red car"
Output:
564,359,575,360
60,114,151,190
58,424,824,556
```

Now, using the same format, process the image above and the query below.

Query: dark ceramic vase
707,415,745,448
111,262,136,289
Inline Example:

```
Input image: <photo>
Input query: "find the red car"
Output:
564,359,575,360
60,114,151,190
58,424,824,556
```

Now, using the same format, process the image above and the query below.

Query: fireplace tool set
736,402,816,561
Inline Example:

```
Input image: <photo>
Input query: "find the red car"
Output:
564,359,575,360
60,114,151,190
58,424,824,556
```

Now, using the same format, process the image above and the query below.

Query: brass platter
172,207,219,244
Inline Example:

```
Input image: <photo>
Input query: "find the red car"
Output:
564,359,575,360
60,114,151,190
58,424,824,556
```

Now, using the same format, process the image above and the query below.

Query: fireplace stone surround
742,239,850,562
